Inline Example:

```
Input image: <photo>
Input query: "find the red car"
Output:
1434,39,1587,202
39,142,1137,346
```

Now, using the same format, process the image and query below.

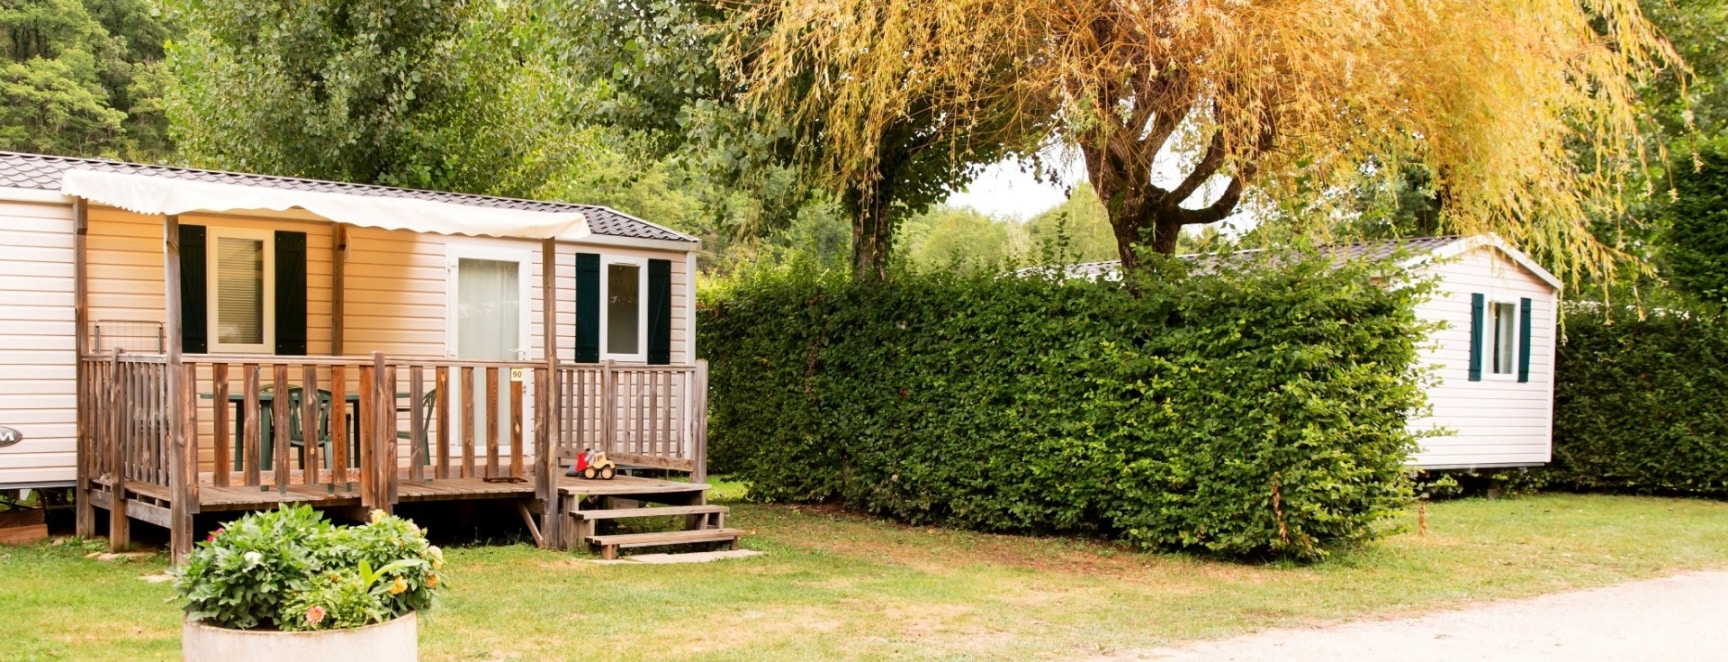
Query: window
1489,300,1517,376
206,228,274,353
445,244,531,361
600,256,647,361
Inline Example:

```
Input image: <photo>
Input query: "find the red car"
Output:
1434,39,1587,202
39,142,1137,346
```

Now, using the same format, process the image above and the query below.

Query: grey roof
0,151,696,243
1024,235,1466,279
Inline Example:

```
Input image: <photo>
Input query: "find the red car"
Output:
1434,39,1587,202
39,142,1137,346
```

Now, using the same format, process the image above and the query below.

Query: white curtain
456,259,520,456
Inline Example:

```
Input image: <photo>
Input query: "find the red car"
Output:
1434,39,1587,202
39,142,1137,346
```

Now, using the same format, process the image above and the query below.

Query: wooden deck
100,473,704,512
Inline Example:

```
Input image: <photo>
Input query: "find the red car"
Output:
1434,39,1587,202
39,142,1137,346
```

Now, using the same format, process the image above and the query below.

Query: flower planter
182,612,417,662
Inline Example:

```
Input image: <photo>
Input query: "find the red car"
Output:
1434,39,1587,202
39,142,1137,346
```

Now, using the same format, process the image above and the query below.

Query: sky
944,148,1258,233
943,158,1076,220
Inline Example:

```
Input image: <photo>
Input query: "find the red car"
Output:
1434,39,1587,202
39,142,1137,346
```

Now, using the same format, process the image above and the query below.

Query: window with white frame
600,255,647,361
1489,300,1517,376
207,227,274,353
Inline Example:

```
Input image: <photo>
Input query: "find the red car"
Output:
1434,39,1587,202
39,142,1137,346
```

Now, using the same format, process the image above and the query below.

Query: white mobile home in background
1035,234,1562,469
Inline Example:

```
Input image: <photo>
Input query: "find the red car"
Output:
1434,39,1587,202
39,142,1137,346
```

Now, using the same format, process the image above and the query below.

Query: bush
173,506,446,631
1552,304,1728,496
1660,139,1728,304
699,253,1429,560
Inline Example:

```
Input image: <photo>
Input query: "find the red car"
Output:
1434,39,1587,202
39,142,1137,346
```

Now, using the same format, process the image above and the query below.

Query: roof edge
1414,233,1562,292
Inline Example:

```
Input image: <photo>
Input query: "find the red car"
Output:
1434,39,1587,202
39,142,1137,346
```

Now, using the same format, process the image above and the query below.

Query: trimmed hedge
698,255,1429,560
1553,306,1728,496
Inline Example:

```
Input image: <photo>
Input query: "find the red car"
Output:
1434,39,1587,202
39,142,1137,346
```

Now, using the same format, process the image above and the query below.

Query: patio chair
396,388,438,470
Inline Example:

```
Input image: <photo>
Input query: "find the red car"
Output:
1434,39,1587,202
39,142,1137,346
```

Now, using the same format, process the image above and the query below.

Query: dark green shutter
1518,297,1533,383
179,225,207,353
1468,293,1484,382
575,253,600,363
647,259,672,365
274,231,308,355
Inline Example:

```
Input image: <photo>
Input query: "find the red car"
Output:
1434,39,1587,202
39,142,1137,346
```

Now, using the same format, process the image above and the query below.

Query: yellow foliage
728,0,1677,281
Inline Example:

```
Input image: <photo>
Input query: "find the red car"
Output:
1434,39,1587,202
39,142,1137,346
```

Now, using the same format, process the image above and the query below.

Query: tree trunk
846,186,894,281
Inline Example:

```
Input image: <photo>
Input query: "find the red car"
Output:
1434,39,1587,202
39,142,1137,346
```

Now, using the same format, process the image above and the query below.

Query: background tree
725,1,1047,279
736,0,1674,281
539,0,843,271
1659,139,1728,304
165,0,577,197
896,206,1022,272
1024,182,1124,264
0,0,175,160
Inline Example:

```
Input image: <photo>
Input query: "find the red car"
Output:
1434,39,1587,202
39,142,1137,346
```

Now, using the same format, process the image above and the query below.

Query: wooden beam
371,352,393,513
694,359,708,485
516,499,545,547
73,197,93,538
606,453,697,472
332,223,348,354
123,498,173,529
164,214,194,564
272,363,290,492
538,238,562,547
486,367,500,478
107,351,127,552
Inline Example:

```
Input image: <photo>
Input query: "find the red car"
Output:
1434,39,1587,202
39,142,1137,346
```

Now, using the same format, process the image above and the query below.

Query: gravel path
1120,569,1728,661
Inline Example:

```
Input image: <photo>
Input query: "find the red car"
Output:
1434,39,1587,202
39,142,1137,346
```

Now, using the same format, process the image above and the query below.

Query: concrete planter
182,612,417,662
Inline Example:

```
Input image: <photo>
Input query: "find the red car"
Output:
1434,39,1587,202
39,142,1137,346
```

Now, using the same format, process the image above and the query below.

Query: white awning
60,169,591,241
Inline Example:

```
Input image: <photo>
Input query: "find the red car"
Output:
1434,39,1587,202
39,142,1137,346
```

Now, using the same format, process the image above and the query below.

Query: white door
449,251,530,467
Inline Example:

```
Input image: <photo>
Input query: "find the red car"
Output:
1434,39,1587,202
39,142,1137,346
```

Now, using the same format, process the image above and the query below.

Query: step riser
586,528,745,560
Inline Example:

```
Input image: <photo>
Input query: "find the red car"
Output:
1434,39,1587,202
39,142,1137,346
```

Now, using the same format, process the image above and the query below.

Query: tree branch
1175,120,1275,226
1177,175,1245,226
1163,128,1227,209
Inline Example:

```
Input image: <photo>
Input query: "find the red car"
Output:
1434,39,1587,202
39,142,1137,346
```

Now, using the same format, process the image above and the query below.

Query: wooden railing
81,351,174,489
81,352,711,511
556,360,708,482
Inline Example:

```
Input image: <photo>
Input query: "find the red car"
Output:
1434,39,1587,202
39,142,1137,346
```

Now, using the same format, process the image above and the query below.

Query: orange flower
426,574,439,588
389,577,408,595
306,605,326,627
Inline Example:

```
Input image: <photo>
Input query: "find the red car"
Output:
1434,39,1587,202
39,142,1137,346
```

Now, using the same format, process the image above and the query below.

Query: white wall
1409,246,1558,468
0,199,77,486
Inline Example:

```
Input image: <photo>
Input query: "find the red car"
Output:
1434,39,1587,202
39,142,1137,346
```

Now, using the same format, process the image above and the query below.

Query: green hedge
698,256,1429,560
1552,306,1728,496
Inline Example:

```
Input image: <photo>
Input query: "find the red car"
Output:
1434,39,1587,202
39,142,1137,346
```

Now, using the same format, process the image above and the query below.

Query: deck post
107,350,127,551
537,238,562,548
164,214,195,564
370,352,393,514
693,360,709,485
602,359,615,456
73,197,94,538
332,223,348,355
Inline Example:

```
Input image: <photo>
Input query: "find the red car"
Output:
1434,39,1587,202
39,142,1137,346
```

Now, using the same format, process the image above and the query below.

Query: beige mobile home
0,151,735,561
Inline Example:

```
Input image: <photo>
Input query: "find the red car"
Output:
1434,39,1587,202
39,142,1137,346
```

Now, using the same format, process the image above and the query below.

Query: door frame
444,242,533,360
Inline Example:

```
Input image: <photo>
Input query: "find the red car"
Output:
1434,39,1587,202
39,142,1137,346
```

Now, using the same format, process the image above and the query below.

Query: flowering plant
172,505,445,631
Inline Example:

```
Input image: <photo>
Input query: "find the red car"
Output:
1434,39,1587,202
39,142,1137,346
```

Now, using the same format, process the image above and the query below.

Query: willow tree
725,3,1046,279
731,0,1675,280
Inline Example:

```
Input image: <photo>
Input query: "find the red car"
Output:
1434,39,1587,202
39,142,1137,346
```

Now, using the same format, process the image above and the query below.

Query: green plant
1552,303,1728,496
172,506,445,630
699,250,1429,560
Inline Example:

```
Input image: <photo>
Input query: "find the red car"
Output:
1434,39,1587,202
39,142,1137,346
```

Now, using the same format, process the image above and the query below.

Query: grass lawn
4,490,1728,660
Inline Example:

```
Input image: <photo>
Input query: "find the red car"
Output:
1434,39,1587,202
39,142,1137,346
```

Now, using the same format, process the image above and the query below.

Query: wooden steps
556,476,743,559
573,504,727,522
573,503,737,559
586,528,745,560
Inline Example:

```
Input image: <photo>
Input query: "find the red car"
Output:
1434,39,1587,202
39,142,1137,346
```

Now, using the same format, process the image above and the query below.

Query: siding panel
0,199,76,486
